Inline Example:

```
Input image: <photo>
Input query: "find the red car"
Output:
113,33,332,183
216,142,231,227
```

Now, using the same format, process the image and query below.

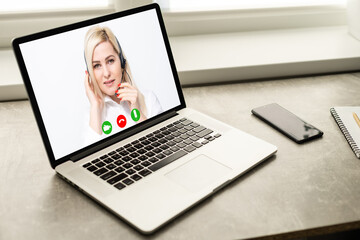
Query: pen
352,112,360,128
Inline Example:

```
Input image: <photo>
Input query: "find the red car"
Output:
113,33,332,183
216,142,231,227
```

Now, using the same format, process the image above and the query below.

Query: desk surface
2,72,360,239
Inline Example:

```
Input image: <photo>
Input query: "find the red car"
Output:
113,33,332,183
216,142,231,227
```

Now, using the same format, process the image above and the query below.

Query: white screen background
20,9,180,159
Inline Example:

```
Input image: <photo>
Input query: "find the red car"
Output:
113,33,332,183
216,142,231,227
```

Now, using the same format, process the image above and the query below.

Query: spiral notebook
330,107,360,158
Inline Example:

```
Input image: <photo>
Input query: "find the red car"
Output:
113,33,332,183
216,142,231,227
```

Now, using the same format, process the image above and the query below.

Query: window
0,0,348,47
1,0,110,13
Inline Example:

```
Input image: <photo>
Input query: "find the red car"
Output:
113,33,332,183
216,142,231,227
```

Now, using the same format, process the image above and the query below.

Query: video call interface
19,9,181,160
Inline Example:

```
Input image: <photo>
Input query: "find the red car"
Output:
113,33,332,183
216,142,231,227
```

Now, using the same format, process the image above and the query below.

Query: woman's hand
84,71,104,135
84,71,103,110
115,82,147,121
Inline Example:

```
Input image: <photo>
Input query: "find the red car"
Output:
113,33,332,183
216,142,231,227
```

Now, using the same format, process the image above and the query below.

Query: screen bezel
12,3,186,169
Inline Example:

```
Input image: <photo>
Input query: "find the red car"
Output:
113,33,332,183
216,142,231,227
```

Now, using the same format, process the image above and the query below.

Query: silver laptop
12,3,277,234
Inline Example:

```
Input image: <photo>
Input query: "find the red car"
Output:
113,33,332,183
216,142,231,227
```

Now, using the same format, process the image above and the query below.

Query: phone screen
252,103,323,143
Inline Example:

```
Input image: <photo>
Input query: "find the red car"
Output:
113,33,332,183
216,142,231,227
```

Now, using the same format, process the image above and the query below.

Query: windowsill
1,24,360,101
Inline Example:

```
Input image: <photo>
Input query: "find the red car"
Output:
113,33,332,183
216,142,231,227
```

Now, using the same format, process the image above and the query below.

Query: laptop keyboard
82,117,221,190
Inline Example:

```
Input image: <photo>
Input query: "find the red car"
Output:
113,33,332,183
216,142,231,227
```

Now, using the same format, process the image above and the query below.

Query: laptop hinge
69,110,179,162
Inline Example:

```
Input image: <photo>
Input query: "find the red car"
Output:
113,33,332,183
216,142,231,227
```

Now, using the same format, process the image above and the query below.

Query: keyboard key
118,150,129,156
127,147,137,152
87,165,97,172
183,139,193,145
173,138,183,143
148,137,157,142
123,178,134,185
156,153,166,159
163,150,173,155
208,136,215,141
130,152,140,158
146,133,154,138
134,143,143,149
172,131,181,137
175,123,184,129
101,171,117,180
103,158,113,164
162,130,171,135
178,129,187,134
197,129,213,138
184,125,194,131
134,165,144,171
179,118,187,122
165,135,174,140
122,156,131,162
190,122,200,128
126,169,136,175
182,120,193,125
141,139,151,145
190,136,200,141
145,152,155,157
91,159,100,164
151,142,161,147
141,161,151,167
94,167,108,176
131,174,142,181
114,182,126,190
184,145,196,152
193,126,205,133
116,147,125,152
131,159,140,165
153,148,162,154
138,155,148,161
214,133,222,138
192,142,202,148
159,145,169,150
144,145,154,151
106,163,116,170
83,162,91,168
108,151,117,156
139,137,147,141
123,163,133,169
168,127,177,132
108,173,127,185
111,154,121,160
202,140,209,145
139,169,152,177
149,150,187,172
180,134,189,140
166,141,176,146
95,162,106,168
177,142,186,148
100,155,108,160
155,134,165,139
186,130,196,136
115,167,125,173
149,157,158,163
114,160,124,166
137,149,146,154
170,146,180,152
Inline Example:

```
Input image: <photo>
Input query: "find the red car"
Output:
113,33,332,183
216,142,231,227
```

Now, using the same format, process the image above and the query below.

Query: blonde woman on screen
84,26,162,136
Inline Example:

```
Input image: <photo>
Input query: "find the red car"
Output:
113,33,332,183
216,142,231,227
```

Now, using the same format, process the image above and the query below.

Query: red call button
117,115,127,128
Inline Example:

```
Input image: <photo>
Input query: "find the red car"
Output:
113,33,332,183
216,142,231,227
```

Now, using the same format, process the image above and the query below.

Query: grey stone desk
2,72,360,239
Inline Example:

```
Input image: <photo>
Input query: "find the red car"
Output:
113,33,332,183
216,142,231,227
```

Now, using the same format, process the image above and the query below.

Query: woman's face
92,41,122,96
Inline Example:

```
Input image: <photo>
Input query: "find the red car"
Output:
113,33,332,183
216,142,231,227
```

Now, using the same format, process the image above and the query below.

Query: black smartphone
251,103,323,143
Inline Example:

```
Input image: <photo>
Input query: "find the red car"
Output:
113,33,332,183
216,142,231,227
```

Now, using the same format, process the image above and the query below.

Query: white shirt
83,89,163,145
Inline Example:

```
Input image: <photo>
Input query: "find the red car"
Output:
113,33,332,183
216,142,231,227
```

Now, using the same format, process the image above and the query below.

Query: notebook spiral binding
330,108,360,158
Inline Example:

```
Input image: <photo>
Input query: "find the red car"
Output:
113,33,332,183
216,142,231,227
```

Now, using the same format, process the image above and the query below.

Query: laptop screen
17,7,182,161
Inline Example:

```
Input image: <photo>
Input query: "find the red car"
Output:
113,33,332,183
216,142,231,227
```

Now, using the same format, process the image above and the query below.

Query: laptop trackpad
165,154,232,193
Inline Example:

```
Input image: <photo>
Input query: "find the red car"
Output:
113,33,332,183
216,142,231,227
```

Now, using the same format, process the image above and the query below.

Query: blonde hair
84,26,147,117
